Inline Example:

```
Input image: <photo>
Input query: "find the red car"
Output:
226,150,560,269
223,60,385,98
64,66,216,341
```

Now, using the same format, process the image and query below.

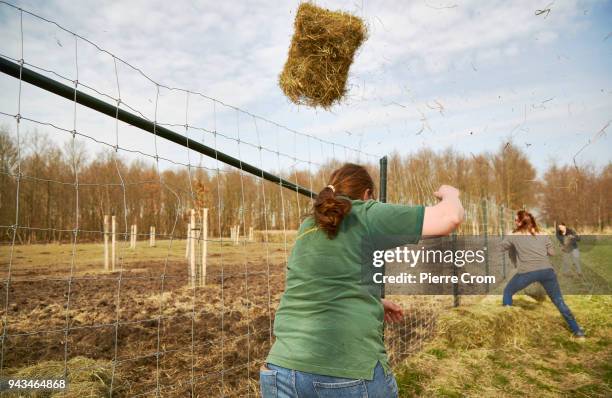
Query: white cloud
0,0,609,173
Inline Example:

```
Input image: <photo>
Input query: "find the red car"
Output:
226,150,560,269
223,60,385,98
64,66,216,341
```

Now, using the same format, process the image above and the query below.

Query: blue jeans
503,268,584,336
260,361,398,398
562,248,582,274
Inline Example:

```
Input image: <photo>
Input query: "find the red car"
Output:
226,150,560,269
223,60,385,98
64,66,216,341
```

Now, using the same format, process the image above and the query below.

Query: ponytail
313,185,352,239
312,163,374,239
528,213,539,235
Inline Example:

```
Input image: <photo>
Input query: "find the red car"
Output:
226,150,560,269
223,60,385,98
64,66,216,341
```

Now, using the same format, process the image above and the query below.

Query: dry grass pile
523,283,548,302
438,298,535,349
6,356,116,397
395,295,612,397
279,2,367,108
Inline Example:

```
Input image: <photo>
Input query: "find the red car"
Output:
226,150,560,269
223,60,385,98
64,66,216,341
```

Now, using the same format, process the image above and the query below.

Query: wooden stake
104,215,109,271
185,221,191,259
111,215,116,271
150,226,155,247
130,224,137,249
190,209,196,287
234,225,240,245
248,226,254,242
201,208,208,286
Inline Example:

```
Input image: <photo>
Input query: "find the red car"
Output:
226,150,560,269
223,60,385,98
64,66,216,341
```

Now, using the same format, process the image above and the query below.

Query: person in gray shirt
501,210,584,337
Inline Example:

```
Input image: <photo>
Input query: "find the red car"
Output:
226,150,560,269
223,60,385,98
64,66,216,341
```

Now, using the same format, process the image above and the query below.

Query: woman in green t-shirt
261,163,464,398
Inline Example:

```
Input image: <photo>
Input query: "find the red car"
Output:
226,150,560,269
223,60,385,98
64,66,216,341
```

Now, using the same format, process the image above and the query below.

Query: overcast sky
0,0,610,178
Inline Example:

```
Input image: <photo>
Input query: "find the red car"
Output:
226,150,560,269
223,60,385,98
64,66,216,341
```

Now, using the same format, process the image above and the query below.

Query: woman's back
266,199,424,380
502,233,554,273
261,163,464,398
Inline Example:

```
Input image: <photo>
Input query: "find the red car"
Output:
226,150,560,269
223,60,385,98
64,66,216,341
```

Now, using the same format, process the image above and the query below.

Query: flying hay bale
279,2,367,109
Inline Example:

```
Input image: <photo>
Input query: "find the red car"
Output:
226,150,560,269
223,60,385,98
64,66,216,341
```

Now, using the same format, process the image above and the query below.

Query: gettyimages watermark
372,245,494,285
362,235,612,295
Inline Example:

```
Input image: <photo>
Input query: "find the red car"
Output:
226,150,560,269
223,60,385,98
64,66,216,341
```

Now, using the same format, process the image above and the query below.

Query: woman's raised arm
422,185,464,236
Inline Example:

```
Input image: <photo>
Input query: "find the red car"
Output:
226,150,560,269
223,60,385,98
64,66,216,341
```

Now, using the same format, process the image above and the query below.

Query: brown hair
513,210,539,236
313,163,374,239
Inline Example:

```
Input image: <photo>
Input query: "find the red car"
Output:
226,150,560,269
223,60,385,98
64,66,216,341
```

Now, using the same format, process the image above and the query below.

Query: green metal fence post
500,204,506,279
452,232,460,307
379,156,388,300
379,156,388,204
482,198,490,293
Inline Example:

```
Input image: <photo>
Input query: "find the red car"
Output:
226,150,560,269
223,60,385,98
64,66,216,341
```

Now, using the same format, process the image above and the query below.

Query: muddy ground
0,245,443,397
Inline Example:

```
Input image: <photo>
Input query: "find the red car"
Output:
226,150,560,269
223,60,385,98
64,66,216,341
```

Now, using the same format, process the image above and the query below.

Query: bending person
501,210,585,338
260,163,463,398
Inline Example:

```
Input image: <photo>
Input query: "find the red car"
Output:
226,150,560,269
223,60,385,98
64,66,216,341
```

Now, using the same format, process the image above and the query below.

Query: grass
395,295,611,397
1,233,609,396
395,239,611,397
0,233,296,276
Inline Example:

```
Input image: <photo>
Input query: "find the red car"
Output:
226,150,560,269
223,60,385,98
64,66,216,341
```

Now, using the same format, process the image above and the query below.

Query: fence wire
0,4,378,397
0,2,520,397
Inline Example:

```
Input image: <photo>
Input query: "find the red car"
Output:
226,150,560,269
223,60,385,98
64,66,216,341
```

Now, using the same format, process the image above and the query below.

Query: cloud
0,0,610,174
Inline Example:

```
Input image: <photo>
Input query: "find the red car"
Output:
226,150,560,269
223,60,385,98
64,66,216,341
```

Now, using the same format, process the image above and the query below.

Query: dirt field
0,240,445,397
0,240,289,396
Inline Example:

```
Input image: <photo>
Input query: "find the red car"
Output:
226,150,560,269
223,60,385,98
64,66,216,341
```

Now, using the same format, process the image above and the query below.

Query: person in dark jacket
556,223,582,275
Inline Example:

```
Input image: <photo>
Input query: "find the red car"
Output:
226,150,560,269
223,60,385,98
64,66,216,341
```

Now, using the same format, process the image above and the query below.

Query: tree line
0,127,609,243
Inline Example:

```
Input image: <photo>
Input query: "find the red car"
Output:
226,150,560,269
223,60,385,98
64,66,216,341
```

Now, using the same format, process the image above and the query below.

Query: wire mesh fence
0,2,522,396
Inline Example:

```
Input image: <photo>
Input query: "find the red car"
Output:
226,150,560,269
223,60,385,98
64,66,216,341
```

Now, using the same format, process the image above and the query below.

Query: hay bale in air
279,2,367,109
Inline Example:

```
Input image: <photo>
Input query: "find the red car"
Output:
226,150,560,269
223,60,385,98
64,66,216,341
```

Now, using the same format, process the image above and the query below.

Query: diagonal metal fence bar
0,56,316,199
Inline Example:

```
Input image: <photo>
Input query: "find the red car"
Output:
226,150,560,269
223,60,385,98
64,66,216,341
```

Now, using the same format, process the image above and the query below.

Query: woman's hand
433,185,460,200
382,299,404,323
423,185,464,236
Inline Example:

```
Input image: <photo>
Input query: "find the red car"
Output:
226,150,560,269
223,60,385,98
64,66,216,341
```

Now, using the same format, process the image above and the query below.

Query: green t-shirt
266,199,425,380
